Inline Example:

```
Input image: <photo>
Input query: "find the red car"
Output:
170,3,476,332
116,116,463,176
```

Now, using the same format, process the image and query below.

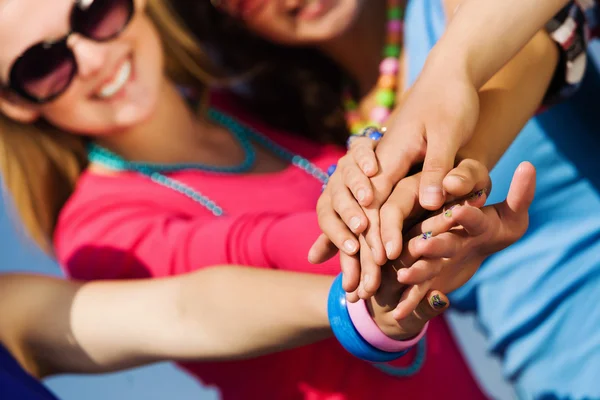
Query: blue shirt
405,1,600,399
0,343,59,400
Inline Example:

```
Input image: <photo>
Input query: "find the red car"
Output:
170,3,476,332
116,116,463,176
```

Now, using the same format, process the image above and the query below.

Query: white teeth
97,60,131,99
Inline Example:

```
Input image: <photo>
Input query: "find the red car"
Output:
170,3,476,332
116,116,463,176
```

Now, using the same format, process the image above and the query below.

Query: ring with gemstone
360,126,384,141
346,126,384,149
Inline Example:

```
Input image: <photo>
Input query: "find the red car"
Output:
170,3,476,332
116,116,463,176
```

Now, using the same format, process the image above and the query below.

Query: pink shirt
55,95,485,400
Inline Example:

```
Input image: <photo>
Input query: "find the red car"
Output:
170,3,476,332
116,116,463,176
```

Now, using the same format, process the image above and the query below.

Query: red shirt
54,97,486,400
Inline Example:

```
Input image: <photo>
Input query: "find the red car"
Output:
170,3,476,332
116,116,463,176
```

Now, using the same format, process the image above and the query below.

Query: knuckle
341,164,355,182
335,201,356,219
354,146,370,161
316,205,333,223
349,137,370,152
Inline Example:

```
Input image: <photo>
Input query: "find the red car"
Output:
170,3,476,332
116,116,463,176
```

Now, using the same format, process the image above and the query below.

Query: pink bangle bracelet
346,298,429,353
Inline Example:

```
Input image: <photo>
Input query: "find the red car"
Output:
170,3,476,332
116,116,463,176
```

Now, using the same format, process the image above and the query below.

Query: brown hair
169,1,350,145
0,0,219,252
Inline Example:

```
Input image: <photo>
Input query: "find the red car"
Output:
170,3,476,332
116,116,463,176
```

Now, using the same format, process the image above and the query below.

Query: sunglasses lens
72,0,134,40
11,43,76,102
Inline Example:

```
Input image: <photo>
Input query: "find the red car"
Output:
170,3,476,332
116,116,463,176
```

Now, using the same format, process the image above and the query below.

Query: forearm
457,30,559,168
432,0,568,89
62,267,332,374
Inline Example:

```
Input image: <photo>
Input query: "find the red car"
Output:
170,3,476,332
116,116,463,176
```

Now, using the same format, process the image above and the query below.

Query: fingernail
446,174,465,184
344,240,358,252
430,294,447,310
469,188,487,199
357,189,366,202
444,204,458,218
349,217,361,231
362,163,373,174
422,185,443,206
396,269,408,280
385,242,394,257
421,231,432,240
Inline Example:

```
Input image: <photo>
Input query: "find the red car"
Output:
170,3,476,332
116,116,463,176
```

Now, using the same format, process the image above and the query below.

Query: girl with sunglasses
0,0,535,398
189,0,600,398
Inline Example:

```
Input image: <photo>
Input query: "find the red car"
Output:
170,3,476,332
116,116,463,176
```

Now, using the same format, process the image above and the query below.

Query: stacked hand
312,134,535,321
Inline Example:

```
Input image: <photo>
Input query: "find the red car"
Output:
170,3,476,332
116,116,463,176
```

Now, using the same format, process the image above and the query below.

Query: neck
318,0,388,96
95,80,214,164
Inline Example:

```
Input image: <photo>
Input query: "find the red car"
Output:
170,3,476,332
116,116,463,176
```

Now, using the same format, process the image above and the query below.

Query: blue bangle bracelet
327,273,408,363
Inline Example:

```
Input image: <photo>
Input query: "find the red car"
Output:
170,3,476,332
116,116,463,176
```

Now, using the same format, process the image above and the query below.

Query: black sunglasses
2,0,135,104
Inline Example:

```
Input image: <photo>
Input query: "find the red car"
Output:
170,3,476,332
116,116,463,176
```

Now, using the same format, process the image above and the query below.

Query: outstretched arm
0,265,447,378
0,268,330,378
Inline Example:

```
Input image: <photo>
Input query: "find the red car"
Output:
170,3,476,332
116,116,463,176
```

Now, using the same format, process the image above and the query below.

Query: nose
67,34,108,78
284,0,302,11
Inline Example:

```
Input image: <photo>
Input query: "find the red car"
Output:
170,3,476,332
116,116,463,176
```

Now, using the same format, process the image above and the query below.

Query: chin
298,9,361,43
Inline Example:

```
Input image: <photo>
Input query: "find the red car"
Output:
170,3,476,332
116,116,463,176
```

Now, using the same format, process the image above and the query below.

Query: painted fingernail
421,231,432,240
422,186,443,206
444,204,458,218
385,242,394,257
349,217,361,231
430,294,447,310
469,188,487,199
344,240,358,252
357,189,366,202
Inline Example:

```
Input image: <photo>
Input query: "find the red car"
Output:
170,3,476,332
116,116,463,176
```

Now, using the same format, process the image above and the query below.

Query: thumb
308,233,339,264
498,161,536,219
419,138,461,210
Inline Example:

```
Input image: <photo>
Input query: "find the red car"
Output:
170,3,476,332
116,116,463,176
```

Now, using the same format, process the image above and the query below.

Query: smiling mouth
233,0,266,18
93,55,133,100
288,0,330,20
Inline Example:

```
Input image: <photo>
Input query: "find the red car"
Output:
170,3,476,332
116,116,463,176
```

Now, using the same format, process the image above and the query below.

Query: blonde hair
0,0,216,253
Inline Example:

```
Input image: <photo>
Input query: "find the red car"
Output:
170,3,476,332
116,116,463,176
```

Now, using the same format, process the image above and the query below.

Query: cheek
234,4,302,45
39,15,163,135
39,96,103,136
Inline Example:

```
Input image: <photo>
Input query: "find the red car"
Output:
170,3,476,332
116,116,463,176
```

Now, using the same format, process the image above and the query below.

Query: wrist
347,297,428,352
368,298,426,341
327,274,410,362
424,44,474,88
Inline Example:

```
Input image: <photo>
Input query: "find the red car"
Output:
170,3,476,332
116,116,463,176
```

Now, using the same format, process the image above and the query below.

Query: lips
91,53,133,100
226,0,266,18
297,0,332,20
97,59,132,99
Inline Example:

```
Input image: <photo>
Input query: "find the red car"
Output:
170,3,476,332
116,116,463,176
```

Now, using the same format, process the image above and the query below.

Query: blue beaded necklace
87,108,329,216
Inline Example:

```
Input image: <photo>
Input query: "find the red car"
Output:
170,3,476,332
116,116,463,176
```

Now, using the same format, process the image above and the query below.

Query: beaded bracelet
347,298,428,352
327,274,408,362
